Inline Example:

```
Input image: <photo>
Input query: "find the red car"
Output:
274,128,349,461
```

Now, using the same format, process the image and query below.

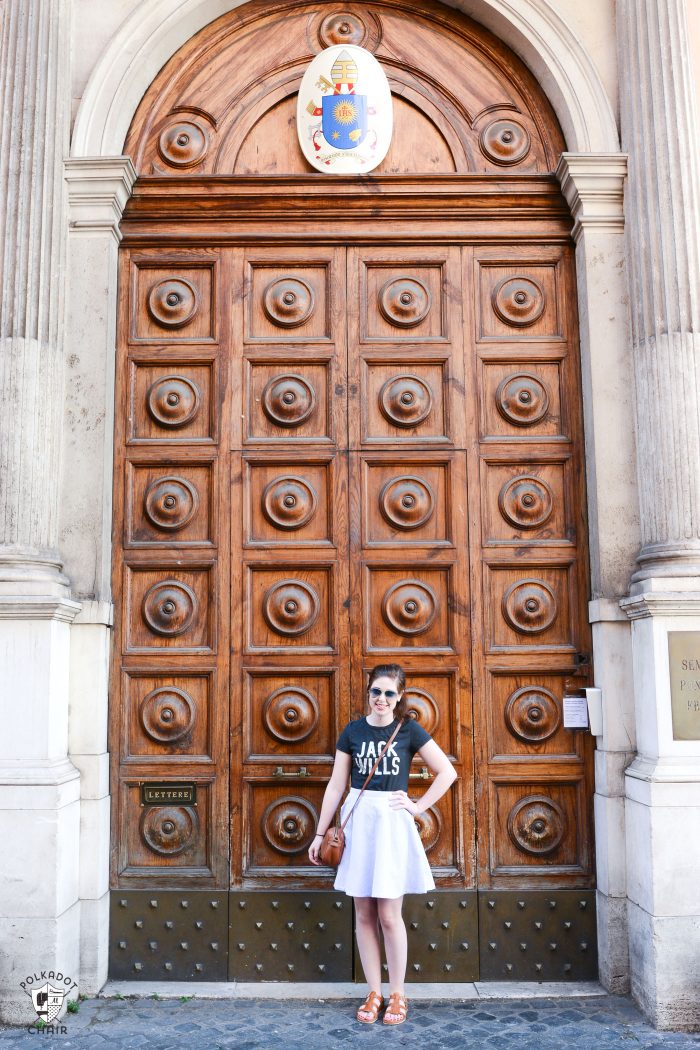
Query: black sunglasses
368,686,398,700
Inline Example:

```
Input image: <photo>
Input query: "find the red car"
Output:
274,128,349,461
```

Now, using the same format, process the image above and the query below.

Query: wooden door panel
476,261,563,342
128,361,217,445
479,361,565,441
360,453,457,548
125,457,215,547
489,779,590,875
402,672,461,761
130,258,217,343
364,566,454,653
122,669,216,763
246,261,334,343
415,790,460,874
119,778,220,879
245,566,337,653
465,244,594,890
243,456,335,548
124,563,216,653
486,672,584,761
243,781,331,876
360,361,454,445
481,456,572,547
243,670,339,763
244,361,335,445
231,245,350,886
360,263,448,343
348,247,466,451
347,245,473,887
112,245,230,888
484,563,576,653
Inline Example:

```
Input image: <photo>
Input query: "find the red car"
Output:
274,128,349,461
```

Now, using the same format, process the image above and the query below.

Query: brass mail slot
140,782,197,806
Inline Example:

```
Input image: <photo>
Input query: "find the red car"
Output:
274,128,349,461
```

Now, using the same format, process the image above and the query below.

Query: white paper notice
563,695,589,729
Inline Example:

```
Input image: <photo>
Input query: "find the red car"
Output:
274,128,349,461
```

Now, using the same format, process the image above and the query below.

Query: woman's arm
308,750,352,866
388,738,457,815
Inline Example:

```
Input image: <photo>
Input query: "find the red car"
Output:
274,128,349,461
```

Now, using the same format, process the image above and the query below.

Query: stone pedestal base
0,773,81,1025
80,893,111,995
628,902,700,1031
621,585,700,1031
0,583,83,1025
595,892,630,994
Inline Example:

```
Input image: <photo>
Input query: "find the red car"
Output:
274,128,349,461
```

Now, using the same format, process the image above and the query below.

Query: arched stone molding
71,0,619,160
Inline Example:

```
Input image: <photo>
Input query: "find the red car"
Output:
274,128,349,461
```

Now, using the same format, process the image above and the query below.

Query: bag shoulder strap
339,717,405,831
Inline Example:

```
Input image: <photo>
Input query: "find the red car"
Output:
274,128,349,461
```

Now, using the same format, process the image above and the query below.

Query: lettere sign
668,631,700,740
140,782,197,806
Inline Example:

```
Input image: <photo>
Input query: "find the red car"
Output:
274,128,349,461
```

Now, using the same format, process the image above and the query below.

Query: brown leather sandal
383,992,408,1025
356,990,384,1024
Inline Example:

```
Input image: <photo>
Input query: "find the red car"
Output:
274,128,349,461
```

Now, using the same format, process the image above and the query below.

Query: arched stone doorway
106,0,601,982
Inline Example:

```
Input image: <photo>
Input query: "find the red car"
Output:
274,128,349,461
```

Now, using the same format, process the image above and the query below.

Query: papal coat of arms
296,44,393,173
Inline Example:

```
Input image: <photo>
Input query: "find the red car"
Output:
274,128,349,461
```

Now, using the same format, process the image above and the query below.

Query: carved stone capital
620,587,700,620
65,156,137,242
555,153,627,242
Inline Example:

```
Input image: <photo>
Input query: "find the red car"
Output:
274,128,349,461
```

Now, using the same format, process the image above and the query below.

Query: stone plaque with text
668,632,700,740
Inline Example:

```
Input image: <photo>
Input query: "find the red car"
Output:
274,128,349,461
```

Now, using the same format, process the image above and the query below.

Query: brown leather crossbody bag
318,717,405,867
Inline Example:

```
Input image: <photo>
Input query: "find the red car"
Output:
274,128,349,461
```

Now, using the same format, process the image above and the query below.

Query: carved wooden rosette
504,687,561,743
140,805,200,856
262,797,318,855
140,686,197,743
144,476,199,531
379,375,434,428
507,796,566,856
263,686,320,743
147,278,199,328
147,376,201,428
262,375,317,428
263,580,321,638
142,580,197,637
496,373,550,427
262,477,318,531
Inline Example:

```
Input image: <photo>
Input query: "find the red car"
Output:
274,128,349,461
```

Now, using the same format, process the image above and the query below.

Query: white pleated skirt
333,787,436,899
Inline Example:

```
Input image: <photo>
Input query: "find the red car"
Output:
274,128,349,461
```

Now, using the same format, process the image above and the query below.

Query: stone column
0,0,81,1025
617,0,700,1031
619,0,700,583
557,154,638,995
63,156,135,993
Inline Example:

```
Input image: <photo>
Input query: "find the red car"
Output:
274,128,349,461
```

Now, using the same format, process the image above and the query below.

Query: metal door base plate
478,889,598,980
109,889,597,982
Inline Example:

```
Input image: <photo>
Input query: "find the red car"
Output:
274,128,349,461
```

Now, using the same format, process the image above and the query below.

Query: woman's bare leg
377,896,407,1011
354,896,382,1015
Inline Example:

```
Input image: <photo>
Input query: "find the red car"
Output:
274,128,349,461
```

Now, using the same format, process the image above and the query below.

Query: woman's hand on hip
388,790,421,815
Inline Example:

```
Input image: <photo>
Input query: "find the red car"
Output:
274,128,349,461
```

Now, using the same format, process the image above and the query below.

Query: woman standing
308,663,457,1026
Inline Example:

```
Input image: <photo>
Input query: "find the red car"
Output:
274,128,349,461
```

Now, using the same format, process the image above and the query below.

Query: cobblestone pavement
1,995,700,1050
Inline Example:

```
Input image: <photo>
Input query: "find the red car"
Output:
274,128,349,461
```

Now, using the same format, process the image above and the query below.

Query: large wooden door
111,225,596,982
109,0,598,983
232,244,473,888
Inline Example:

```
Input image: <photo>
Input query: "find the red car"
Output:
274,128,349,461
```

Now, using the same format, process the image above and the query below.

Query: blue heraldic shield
322,94,368,150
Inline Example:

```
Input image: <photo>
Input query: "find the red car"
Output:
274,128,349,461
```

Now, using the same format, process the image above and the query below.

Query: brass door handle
409,766,432,780
273,766,310,777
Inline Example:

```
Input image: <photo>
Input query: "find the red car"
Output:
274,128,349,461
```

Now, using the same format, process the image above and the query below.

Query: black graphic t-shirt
336,717,432,793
